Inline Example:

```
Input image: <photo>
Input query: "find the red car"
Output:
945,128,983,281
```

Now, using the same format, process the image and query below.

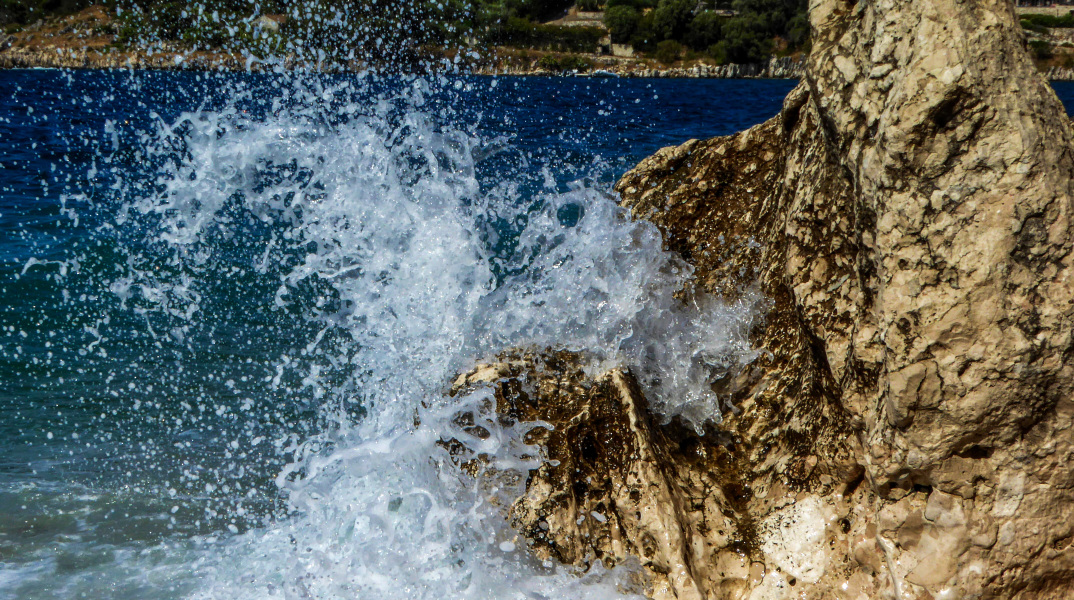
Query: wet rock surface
452,352,769,600
457,1,1074,599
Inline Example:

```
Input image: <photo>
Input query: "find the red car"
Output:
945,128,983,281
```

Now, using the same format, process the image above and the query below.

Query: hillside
7,1,1072,79
1,1,810,74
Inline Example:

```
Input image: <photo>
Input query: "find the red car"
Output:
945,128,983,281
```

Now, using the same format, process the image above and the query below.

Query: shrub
1021,13,1074,29
1021,19,1047,34
559,54,592,71
610,0,811,63
1029,39,1054,60
655,39,682,64
536,53,592,72
706,42,725,63
537,54,561,70
785,9,809,49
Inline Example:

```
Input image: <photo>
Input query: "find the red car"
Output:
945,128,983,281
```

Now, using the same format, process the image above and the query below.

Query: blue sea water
1,70,1072,599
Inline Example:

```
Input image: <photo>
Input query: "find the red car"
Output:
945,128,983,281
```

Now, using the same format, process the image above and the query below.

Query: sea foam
97,74,759,598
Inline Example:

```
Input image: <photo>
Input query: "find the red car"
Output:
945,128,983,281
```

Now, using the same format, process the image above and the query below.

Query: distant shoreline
0,46,805,79
5,2,1074,83
4,46,1074,81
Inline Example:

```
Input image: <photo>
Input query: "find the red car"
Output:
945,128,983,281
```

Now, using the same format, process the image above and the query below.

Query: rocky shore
452,0,1074,599
1,26,1071,82
1047,65,1074,81
0,46,246,71
472,56,806,79
5,44,1071,82
0,42,804,79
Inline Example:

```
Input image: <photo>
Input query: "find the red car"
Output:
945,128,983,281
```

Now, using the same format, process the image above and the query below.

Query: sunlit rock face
462,1,1074,599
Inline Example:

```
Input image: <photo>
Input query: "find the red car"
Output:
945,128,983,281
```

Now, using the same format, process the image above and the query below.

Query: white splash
103,76,759,598
192,387,644,600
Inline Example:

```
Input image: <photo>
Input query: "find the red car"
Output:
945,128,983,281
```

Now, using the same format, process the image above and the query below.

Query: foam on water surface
106,76,757,598
1,69,763,599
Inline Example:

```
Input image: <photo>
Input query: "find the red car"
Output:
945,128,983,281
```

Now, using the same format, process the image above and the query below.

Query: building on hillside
547,7,606,29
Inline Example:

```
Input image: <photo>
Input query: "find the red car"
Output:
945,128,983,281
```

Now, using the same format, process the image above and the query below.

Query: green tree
603,5,639,44
785,9,808,49
710,0,807,63
714,11,771,63
684,10,724,50
729,0,808,44
629,9,657,51
651,0,693,41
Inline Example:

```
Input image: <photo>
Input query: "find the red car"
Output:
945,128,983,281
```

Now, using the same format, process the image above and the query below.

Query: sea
2,68,1072,599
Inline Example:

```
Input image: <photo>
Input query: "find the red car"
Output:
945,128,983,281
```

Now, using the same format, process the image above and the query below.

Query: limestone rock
453,1,1074,599
607,0,1074,598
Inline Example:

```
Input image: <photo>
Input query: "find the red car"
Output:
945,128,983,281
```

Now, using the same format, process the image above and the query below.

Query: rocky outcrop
602,57,805,79
457,1,1074,599
454,351,857,600
0,47,247,70
1046,65,1074,81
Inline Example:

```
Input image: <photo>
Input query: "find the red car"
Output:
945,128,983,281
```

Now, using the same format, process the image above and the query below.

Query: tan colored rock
453,352,776,600
608,0,1074,597
452,1,1074,599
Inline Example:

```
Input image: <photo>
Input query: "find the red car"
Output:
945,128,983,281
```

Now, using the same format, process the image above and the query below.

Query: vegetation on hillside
1020,13,1074,66
103,0,604,61
2,0,809,67
1021,12,1074,31
604,0,807,63
2,0,93,29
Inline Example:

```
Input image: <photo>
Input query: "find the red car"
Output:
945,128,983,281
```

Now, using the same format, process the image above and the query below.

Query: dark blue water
0,69,796,598
3,69,1074,599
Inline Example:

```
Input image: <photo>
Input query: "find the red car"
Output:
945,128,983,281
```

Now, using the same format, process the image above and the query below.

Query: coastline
1047,65,1074,81
0,47,249,71
4,3,1074,82
7,47,1074,80
469,55,805,79
0,45,806,78
6,43,1074,81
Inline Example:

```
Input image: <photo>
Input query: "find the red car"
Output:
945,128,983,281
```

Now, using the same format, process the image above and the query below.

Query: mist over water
0,60,796,599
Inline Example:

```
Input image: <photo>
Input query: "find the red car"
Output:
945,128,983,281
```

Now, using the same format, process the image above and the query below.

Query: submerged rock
458,1,1074,599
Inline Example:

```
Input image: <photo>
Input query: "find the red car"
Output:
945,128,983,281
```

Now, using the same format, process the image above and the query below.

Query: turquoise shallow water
2,70,1073,599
